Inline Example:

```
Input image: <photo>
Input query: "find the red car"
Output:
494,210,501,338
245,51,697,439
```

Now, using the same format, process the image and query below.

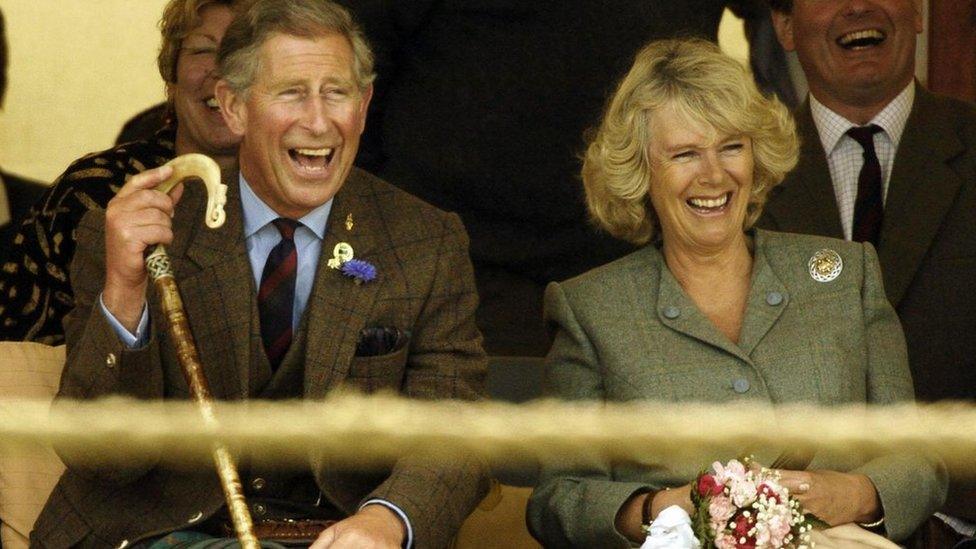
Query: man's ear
771,10,796,52
215,79,246,137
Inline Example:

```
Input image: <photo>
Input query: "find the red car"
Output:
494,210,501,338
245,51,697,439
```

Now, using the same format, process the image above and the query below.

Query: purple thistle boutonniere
340,258,377,284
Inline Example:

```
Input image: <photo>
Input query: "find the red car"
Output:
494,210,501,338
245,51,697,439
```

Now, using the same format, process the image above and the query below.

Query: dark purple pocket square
355,326,409,357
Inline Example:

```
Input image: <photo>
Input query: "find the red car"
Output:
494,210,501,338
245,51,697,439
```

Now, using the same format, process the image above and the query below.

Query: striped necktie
847,124,884,245
258,218,300,370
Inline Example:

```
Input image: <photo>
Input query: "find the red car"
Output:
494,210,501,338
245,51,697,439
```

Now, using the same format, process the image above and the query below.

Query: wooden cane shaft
146,246,259,548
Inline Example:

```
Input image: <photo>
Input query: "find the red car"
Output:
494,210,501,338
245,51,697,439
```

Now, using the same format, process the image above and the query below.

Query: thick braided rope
2,394,974,475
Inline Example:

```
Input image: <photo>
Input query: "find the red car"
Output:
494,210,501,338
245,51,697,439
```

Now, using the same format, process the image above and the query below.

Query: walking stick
144,154,259,548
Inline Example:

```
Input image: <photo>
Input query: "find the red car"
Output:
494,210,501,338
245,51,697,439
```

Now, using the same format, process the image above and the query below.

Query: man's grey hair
217,0,375,95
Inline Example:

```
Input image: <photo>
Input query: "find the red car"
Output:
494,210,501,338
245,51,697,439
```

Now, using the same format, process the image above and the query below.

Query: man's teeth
294,148,332,157
688,194,729,209
205,97,219,109
838,29,885,48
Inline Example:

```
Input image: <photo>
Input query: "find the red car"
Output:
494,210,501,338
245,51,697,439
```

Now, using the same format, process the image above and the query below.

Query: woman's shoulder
754,228,875,285
553,246,663,297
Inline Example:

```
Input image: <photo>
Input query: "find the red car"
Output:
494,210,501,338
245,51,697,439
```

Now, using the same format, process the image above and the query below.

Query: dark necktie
258,218,300,370
847,125,884,245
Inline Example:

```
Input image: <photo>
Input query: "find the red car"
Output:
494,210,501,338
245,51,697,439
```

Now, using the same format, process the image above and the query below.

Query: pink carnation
713,459,747,484
709,494,736,525
729,478,759,508
715,533,739,549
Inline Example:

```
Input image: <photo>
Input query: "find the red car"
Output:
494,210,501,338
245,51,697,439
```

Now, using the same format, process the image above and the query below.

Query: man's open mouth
205,97,220,112
837,29,886,50
289,147,335,172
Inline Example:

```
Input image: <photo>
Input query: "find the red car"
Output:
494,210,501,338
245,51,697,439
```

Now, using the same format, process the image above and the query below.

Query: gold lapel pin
808,249,843,282
345,213,354,231
327,242,355,269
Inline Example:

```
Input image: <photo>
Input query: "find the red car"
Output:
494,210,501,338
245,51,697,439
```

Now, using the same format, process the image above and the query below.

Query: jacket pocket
345,345,409,393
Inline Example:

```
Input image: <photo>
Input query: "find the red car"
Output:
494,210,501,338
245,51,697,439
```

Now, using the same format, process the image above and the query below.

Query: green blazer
526,230,945,547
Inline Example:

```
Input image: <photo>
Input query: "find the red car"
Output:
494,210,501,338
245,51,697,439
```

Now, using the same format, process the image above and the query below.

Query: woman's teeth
687,193,730,209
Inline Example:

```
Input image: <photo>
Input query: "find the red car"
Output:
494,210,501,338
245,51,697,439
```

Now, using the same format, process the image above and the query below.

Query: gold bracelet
857,515,885,529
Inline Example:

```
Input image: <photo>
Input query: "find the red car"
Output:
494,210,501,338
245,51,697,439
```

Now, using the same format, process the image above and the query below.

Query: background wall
1,0,169,183
0,5,748,185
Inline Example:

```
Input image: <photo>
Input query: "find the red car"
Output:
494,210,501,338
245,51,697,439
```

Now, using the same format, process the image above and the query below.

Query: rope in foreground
1,394,974,473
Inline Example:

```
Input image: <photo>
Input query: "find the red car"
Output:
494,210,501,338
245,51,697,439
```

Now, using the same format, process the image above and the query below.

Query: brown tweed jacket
30,167,489,548
760,86,976,402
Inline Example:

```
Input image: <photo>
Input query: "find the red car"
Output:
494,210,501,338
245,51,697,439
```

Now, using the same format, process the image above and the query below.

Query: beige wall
1,1,169,183
0,4,751,185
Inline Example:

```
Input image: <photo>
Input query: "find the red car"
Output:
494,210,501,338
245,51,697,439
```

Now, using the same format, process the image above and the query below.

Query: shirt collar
809,81,915,154
239,173,331,240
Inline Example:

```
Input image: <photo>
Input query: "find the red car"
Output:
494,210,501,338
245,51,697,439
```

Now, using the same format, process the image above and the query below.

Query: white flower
729,477,758,507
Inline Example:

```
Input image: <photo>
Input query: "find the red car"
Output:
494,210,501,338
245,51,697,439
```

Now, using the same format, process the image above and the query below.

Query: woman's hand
615,484,694,543
651,484,694,519
778,470,882,526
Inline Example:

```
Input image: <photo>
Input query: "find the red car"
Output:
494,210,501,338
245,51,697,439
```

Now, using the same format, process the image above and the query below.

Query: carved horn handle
156,153,227,228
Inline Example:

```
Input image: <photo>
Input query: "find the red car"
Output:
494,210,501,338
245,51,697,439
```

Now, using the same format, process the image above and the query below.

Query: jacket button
106,353,117,368
733,378,750,393
251,477,266,491
663,306,680,319
765,291,784,306
253,503,267,516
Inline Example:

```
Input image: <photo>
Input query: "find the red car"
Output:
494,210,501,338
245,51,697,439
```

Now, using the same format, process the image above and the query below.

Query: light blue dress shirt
239,173,330,330
100,174,413,546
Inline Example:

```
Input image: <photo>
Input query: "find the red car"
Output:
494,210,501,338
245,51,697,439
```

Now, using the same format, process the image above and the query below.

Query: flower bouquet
690,458,819,549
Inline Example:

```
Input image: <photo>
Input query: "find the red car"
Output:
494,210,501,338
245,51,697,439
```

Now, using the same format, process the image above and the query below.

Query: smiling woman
0,0,246,345
526,38,946,548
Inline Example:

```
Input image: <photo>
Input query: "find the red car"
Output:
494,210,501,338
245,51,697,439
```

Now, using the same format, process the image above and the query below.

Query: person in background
525,38,944,548
0,0,242,344
758,1,976,540
0,7,46,265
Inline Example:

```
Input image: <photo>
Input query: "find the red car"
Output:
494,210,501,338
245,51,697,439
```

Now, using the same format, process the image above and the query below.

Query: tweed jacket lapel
170,171,253,399
737,237,788,357
304,170,384,397
763,104,845,239
651,233,788,364
655,265,745,361
877,87,966,306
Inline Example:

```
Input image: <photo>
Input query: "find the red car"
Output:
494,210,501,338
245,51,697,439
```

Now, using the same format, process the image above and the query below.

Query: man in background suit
0,7,45,264
761,0,976,403
758,0,976,537
31,1,487,547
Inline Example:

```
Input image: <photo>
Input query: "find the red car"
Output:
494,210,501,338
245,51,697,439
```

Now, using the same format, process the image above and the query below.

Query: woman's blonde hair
582,38,798,245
